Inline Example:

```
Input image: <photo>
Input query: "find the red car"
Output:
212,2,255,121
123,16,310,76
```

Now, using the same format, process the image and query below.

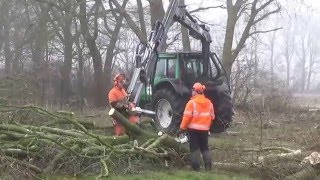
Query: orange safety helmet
192,82,206,93
113,73,126,86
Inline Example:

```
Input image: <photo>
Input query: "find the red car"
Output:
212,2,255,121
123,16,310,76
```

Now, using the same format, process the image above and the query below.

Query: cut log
108,108,189,153
108,108,148,137
258,150,304,165
284,165,319,180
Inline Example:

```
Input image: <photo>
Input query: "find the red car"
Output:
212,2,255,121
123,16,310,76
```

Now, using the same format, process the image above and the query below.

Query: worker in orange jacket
108,74,139,136
179,82,215,171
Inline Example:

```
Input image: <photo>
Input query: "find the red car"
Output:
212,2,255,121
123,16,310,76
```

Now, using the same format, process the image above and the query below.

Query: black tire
211,90,234,133
151,88,187,135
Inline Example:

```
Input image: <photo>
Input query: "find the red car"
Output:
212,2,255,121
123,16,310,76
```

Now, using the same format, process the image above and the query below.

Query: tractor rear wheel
211,90,234,133
151,88,186,135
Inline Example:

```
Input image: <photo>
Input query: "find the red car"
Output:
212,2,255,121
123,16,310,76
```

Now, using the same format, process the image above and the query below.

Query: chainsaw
130,106,155,115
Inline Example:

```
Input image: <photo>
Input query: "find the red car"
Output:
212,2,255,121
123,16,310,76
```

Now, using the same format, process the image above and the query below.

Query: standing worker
108,73,139,136
179,82,215,171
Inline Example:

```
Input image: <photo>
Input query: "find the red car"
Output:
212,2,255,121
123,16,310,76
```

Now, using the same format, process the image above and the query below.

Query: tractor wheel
151,88,186,135
211,90,234,133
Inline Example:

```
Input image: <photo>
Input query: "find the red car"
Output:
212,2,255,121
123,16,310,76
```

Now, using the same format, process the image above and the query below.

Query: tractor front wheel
151,89,186,135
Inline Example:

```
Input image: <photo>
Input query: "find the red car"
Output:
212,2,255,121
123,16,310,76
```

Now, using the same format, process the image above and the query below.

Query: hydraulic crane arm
127,0,212,105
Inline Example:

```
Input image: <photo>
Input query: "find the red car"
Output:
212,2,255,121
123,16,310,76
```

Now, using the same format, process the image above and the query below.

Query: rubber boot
202,150,212,171
190,150,201,171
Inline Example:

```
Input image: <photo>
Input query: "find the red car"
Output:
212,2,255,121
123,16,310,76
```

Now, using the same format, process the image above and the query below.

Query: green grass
45,170,255,180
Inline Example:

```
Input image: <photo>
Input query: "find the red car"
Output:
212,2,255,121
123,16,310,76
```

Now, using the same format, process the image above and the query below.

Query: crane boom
127,0,212,105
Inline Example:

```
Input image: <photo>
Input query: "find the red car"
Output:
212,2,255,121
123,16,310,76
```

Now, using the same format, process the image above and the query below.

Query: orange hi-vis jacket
180,94,215,131
108,86,128,136
108,87,127,104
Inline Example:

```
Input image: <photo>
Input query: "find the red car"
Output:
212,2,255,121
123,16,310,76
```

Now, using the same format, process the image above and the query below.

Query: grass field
45,170,255,180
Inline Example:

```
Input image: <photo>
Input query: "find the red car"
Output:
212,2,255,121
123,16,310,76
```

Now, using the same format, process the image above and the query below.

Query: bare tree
222,0,281,78
306,33,319,90
109,0,147,43
296,35,307,91
281,19,295,89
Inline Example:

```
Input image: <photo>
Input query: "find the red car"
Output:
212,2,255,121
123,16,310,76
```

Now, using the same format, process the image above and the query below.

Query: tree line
1,0,317,109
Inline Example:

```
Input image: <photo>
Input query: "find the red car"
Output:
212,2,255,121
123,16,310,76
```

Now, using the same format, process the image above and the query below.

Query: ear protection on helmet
113,74,125,86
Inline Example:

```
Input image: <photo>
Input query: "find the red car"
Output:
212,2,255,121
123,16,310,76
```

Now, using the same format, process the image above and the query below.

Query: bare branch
33,0,63,11
167,32,181,47
48,12,64,42
192,16,216,26
249,27,282,36
189,5,225,14
237,2,250,20
109,0,147,43
256,0,275,12
253,6,281,25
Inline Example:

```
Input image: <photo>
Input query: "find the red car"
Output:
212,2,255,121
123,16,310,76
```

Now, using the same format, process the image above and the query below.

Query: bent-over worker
108,73,139,136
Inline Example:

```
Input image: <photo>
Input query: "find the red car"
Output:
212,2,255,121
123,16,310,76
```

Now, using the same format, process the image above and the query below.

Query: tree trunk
181,26,191,51
31,5,49,72
12,30,24,74
306,35,316,91
0,2,4,51
253,33,259,88
60,2,74,101
222,1,238,78
87,39,105,107
299,37,307,91
3,9,11,75
136,0,146,36
284,27,294,89
269,31,276,89
3,1,11,75
149,0,165,28
78,0,106,107
149,0,167,51
75,31,84,111
180,0,191,52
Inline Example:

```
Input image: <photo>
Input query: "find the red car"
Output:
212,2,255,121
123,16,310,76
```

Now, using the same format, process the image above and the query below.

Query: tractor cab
152,52,226,91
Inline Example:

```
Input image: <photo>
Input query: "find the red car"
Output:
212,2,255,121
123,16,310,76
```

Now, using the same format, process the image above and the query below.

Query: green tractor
126,0,233,134
137,52,233,134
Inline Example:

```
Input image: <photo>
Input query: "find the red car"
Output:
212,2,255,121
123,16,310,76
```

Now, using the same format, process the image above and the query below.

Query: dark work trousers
188,129,212,171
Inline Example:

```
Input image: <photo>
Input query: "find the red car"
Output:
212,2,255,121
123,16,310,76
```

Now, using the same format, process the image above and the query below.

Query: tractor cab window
180,59,199,82
154,58,176,84
209,58,218,78
167,59,176,78
155,59,166,77
180,55,220,81
154,59,166,84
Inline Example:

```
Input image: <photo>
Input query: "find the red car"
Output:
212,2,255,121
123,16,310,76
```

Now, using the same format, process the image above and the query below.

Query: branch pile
0,105,188,178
